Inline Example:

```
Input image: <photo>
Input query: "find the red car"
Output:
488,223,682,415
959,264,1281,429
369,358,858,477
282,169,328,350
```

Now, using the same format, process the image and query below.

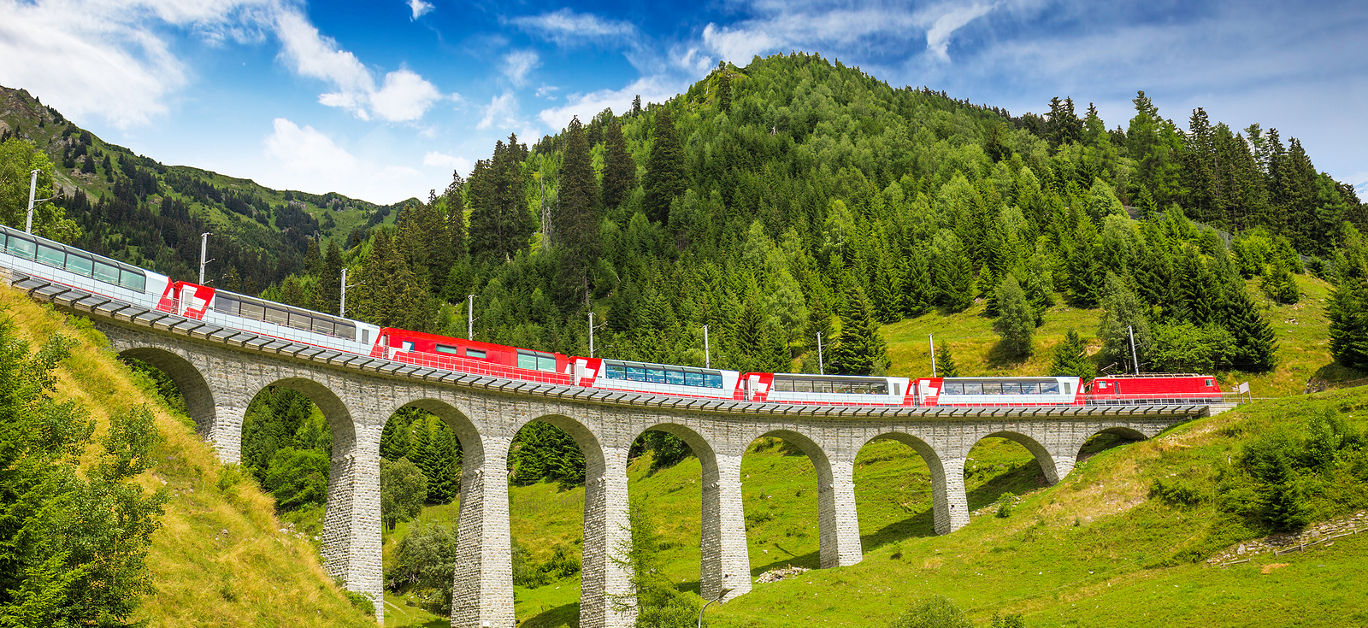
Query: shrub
890,596,972,628
1149,476,1208,506
385,523,458,614
995,492,1016,518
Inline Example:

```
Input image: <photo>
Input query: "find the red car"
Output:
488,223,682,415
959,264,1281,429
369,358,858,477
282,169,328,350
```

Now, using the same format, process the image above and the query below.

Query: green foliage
0,137,79,240
510,421,585,488
616,499,697,627
1328,275,1368,370
991,276,1035,359
1148,322,1236,373
1260,262,1299,304
642,108,685,225
829,280,889,375
262,447,329,512
889,596,973,628
1149,476,1209,507
0,317,166,626
1096,274,1150,373
995,492,1016,518
935,344,959,377
601,119,636,210
385,523,458,615
1048,330,1095,379
381,457,428,530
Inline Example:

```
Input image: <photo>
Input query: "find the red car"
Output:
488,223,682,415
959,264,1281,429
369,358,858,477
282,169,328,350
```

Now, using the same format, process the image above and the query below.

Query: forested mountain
295,53,1363,381
0,85,413,294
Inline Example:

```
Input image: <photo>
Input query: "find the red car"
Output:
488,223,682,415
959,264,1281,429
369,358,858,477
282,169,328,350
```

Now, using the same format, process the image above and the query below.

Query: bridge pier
580,446,636,628
817,454,863,568
451,436,514,628
322,426,385,624
932,456,970,535
702,452,750,601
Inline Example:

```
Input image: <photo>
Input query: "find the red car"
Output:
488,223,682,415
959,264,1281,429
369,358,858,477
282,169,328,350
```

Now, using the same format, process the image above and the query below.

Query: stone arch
1074,425,1149,466
741,428,859,570
628,422,746,601
253,376,356,451
383,397,485,469
514,412,632,628
858,431,964,537
117,346,215,436
975,430,1062,485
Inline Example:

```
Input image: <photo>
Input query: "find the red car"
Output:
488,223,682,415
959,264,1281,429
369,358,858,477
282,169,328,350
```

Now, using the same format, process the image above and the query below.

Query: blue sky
1,0,1365,204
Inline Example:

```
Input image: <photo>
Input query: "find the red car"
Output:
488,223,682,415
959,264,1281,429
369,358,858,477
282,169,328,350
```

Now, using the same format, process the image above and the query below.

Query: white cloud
0,0,284,127
502,50,541,86
478,91,519,130
423,151,471,173
925,3,994,62
261,118,427,203
701,23,776,65
407,0,433,20
273,8,444,121
535,85,560,99
537,75,684,131
369,69,442,122
510,8,635,45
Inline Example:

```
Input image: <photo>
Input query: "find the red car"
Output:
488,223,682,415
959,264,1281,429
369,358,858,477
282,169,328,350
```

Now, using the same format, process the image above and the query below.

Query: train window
65,253,93,276
336,322,355,339
1019,382,1039,394
1000,382,1020,395
400,341,416,352
287,311,312,331
773,378,792,392
604,363,626,379
871,383,889,395
435,344,460,355
239,300,265,320
93,260,120,284
360,328,370,344
625,366,645,382
213,295,237,315
537,355,557,371
6,234,35,259
1205,379,1213,388
962,382,983,395
944,382,964,394
117,269,144,292
35,244,65,268
466,348,486,359
893,384,901,396
980,382,1001,395
263,307,288,326
684,371,704,387
705,373,723,389
1063,383,1072,395
1041,382,1060,394
517,352,538,370
814,380,833,393
664,370,684,385
312,317,335,335
646,368,666,383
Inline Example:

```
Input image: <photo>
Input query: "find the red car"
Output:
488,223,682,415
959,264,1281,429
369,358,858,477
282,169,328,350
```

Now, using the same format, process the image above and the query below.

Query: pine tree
1049,330,1096,379
1260,262,1299,304
380,414,412,461
828,282,888,375
1329,275,1368,370
716,68,732,112
1097,273,1151,373
642,108,685,224
556,116,601,302
992,275,1035,358
600,119,636,209
1221,284,1278,372
444,171,467,258
468,136,535,261
935,344,960,377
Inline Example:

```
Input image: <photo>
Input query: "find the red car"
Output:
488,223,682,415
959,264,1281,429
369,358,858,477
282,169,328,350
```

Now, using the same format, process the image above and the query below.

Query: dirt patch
1260,563,1289,574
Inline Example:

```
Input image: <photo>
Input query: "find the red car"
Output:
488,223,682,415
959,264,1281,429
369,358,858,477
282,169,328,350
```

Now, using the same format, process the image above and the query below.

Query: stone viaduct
6,271,1217,627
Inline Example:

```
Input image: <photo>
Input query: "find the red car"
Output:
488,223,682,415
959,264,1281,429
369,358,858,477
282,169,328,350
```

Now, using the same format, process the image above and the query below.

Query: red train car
372,328,573,385
1086,375,1222,403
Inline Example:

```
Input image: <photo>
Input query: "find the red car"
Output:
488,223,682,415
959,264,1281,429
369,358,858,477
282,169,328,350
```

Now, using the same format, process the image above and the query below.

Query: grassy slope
0,284,374,627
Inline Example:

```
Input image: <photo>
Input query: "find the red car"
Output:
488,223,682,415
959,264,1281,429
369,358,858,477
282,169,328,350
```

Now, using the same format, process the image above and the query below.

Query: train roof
379,327,559,356
601,358,724,375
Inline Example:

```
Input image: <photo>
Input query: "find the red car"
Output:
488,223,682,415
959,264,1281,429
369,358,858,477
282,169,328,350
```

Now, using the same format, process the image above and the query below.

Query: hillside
0,283,375,627
0,85,411,294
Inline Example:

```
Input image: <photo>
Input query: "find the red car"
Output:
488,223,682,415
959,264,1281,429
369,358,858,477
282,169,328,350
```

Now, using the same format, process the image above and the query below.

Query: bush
262,447,330,512
890,596,972,628
386,523,458,614
995,492,1016,518
1149,477,1207,506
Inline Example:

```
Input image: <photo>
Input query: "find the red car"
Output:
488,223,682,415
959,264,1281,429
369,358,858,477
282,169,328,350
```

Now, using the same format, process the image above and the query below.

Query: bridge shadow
520,601,579,627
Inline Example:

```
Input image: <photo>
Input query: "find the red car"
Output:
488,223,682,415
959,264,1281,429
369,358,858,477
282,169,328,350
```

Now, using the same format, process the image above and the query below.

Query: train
0,222,1226,408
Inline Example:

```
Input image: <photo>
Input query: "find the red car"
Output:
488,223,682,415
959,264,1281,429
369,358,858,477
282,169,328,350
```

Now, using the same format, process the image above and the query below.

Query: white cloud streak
502,50,541,87
510,8,636,45
407,0,433,20
262,118,428,203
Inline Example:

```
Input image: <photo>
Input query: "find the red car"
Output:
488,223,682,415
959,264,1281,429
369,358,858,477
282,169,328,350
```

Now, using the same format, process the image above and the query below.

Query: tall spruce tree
828,281,888,375
642,108,685,224
992,275,1035,358
935,344,960,377
1220,284,1278,372
1049,330,1096,379
556,116,601,302
600,119,636,209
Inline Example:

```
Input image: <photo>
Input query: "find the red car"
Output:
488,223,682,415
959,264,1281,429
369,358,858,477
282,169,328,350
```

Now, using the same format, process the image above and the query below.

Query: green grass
0,285,375,627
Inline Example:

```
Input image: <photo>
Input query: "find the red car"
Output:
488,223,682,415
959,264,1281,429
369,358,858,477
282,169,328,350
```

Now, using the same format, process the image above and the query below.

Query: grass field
0,285,375,627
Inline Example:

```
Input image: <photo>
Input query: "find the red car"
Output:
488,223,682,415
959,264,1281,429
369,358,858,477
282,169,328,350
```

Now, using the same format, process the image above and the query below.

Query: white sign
1237,382,1250,394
